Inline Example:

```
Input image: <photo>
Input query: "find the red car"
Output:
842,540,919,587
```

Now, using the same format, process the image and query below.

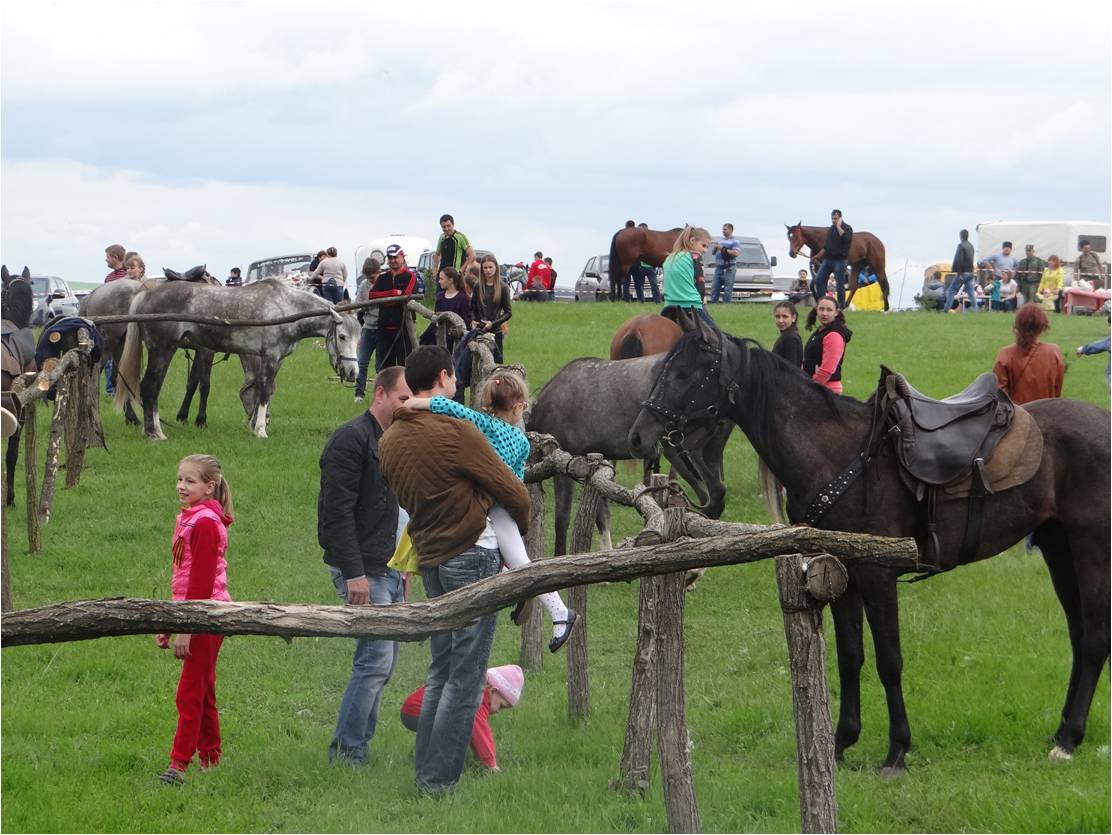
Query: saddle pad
942,405,1043,499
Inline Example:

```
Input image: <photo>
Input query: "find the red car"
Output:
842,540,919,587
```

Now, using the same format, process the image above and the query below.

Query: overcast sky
2,0,1109,303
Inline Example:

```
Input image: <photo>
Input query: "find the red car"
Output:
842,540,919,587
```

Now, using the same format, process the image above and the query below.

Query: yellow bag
387,528,421,574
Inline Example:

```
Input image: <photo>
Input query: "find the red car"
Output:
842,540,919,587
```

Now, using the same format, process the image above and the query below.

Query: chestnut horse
786,222,891,311
608,226,681,299
609,314,683,360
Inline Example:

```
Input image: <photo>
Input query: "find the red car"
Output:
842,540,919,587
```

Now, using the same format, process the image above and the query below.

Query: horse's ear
1,265,9,284
21,267,30,280
797,219,802,228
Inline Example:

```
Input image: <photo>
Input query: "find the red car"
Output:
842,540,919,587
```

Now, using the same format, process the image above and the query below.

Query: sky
2,0,1110,306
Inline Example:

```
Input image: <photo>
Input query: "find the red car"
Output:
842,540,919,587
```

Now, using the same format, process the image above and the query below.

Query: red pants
170,633,224,769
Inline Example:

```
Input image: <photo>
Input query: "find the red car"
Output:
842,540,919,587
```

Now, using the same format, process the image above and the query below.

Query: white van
976,221,1110,280
353,234,433,294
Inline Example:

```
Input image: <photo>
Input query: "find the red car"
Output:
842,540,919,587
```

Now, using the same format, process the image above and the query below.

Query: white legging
489,505,569,629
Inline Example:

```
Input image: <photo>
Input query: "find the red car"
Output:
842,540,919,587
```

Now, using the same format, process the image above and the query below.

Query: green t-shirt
436,231,471,270
663,251,702,308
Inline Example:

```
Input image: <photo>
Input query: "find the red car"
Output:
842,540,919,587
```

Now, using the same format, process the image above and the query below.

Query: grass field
2,302,1109,833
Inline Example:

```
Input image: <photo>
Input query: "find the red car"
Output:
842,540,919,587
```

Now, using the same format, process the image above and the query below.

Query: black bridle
325,317,358,371
640,330,739,459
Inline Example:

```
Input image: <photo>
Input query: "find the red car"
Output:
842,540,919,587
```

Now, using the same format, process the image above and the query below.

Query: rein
325,317,358,368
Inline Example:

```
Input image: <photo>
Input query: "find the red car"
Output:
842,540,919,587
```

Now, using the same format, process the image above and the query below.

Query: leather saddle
660,305,700,333
880,365,1015,488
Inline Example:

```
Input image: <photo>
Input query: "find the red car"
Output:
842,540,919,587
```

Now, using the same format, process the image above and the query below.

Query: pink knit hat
485,664,524,707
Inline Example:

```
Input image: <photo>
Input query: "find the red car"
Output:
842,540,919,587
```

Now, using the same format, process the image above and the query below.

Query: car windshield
601,256,609,272
30,277,50,296
248,256,313,282
703,244,768,268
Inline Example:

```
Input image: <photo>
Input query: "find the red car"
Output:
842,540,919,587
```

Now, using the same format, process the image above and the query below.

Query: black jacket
471,280,513,330
318,411,399,579
952,240,975,274
823,223,854,260
803,322,853,383
772,330,804,370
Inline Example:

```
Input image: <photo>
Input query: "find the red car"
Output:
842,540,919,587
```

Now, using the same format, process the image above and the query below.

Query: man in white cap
368,244,421,369
399,664,524,773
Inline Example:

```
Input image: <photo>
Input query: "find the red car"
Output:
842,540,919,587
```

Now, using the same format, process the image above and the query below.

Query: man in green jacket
431,214,475,276
1015,244,1046,305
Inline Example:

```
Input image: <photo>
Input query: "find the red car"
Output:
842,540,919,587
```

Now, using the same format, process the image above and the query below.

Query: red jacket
527,260,552,291
401,686,497,768
104,267,127,284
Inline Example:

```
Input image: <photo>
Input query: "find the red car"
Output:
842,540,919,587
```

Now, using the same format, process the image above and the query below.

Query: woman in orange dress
992,302,1065,404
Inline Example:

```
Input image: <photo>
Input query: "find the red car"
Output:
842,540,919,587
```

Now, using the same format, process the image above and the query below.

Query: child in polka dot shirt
404,369,577,653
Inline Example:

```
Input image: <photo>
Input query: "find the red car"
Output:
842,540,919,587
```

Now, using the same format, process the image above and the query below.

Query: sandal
159,767,185,786
549,609,578,654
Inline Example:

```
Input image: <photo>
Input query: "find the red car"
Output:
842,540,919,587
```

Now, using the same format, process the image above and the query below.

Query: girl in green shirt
663,226,713,325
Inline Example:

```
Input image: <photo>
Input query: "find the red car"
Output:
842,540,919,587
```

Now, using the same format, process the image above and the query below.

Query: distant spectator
526,252,551,301
993,303,1064,404
1037,255,1066,312
544,257,557,293
1076,324,1111,386
432,214,475,276
771,301,803,369
125,254,146,281
803,298,852,394
1014,244,1046,305
309,250,327,274
788,269,811,305
812,210,853,309
978,241,1017,300
944,229,977,313
420,267,472,352
472,254,513,361
311,246,348,305
1075,240,1107,290
353,257,381,403
709,223,740,305
463,262,481,298
225,267,243,287
997,274,1019,311
104,244,128,283
370,245,421,370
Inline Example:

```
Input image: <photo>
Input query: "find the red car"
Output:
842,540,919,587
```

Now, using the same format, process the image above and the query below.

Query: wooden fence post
775,553,838,834
39,375,70,525
566,452,604,721
1,468,10,612
518,480,546,670
23,401,41,555
615,473,671,795
655,506,701,834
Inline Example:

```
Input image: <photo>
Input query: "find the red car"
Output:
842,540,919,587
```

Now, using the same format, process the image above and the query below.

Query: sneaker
159,767,185,786
353,395,364,403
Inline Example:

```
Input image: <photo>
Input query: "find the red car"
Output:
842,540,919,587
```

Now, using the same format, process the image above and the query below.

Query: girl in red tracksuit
156,454,234,786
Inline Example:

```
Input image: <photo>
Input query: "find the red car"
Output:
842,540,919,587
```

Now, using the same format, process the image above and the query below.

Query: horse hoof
879,765,905,780
1049,745,1073,762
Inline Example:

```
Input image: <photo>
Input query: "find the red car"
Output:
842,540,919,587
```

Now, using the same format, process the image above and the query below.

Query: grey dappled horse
527,354,731,556
116,277,359,439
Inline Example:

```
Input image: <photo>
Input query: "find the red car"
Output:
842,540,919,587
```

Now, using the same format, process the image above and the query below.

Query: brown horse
608,226,681,300
609,314,683,359
786,222,891,311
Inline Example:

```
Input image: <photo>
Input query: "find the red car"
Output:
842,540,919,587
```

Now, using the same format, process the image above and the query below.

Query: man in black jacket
943,228,977,312
318,365,412,765
811,209,854,308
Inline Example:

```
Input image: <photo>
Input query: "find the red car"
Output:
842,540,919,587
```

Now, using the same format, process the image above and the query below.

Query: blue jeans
709,264,736,304
104,357,116,395
415,545,501,793
354,328,377,398
813,258,848,308
943,272,977,312
328,568,404,765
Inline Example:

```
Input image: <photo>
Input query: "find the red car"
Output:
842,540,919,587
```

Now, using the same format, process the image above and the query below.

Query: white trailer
975,220,1110,279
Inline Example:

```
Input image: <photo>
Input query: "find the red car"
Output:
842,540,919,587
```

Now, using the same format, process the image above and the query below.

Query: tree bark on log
468,334,498,409
518,481,546,671
2,528,917,647
567,454,606,721
22,401,41,555
86,294,421,326
39,375,69,525
776,553,838,834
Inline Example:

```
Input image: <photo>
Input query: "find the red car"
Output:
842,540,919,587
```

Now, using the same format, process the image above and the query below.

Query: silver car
29,275,80,325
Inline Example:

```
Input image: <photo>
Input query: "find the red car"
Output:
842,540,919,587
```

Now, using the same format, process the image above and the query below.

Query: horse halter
640,331,736,451
325,317,358,370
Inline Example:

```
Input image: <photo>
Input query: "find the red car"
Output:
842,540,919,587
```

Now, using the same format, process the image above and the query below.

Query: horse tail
114,292,145,412
617,330,643,359
608,229,624,288
757,457,787,525
872,235,891,311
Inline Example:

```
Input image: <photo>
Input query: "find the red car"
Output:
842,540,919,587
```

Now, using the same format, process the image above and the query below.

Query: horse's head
786,222,805,258
325,309,360,383
629,314,731,459
1,266,34,329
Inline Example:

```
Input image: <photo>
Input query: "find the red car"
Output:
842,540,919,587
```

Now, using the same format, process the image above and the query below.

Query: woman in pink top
156,454,234,786
802,297,853,394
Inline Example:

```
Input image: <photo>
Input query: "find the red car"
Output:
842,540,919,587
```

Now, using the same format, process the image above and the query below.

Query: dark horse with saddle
629,315,1109,774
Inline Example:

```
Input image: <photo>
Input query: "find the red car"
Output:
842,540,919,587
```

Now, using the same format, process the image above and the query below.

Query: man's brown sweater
379,409,530,567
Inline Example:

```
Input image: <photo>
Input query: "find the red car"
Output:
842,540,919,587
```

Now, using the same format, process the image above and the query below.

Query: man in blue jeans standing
944,228,978,312
811,210,854,308
380,346,531,795
318,365,413,765
709,222,740,304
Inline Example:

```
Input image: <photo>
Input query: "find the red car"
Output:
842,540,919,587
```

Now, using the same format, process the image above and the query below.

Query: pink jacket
171,499,232,602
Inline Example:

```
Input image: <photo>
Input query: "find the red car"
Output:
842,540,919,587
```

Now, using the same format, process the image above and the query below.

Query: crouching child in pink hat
400,665,523,773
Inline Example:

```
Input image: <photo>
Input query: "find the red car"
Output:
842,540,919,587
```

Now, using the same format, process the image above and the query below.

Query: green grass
2,303,1109,833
